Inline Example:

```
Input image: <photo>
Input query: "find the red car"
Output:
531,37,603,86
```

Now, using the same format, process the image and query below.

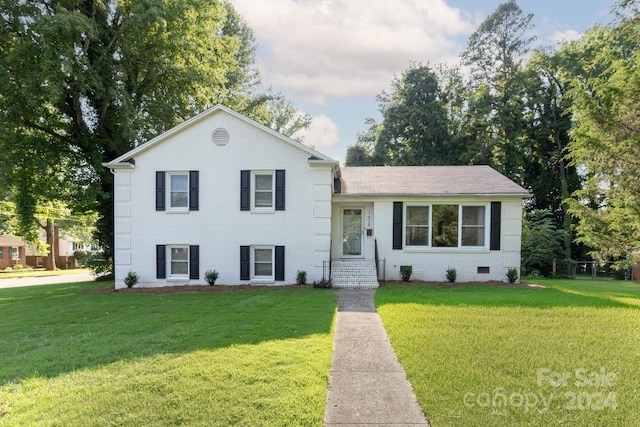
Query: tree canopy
347,0,640,274
0,0,309,272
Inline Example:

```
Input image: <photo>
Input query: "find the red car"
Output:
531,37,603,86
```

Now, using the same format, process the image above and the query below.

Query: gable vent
212,128,230,146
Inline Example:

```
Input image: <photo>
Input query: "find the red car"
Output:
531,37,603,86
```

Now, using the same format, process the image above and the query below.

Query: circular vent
212,128,230,146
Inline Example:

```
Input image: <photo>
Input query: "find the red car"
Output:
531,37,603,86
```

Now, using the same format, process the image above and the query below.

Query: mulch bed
86,281,546,295
380,280,546,289
85,284,313,295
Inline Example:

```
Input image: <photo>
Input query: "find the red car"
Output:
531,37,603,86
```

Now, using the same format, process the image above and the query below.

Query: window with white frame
461,206,486,246
253,172,274,209
404,204,488,249
169,173,189,210
253,246,274,279
9,247,20,260
405,206,430,247
169,246,189,277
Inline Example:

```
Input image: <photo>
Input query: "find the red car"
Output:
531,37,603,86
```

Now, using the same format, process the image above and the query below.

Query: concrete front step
331,260,379,289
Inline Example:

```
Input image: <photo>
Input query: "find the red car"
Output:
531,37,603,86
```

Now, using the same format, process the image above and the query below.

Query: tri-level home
104,105,529,289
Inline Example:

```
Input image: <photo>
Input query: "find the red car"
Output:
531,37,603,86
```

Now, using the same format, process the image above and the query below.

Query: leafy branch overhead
0,0,311,272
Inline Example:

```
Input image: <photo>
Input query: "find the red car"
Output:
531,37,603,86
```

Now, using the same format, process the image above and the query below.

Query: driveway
0,272,95,289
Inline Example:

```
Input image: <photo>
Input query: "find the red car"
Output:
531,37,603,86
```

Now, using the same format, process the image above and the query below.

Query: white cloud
549,29,582,45
229,0,475,104
295,114,340,149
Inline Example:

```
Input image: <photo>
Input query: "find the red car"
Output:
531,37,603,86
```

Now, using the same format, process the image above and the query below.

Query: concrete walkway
325,289,430,426
0,272,95,289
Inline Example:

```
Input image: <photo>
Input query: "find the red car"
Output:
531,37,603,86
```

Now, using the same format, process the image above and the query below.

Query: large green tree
564,1,640,266
460,0,535,181
346,64,461,166
0,0,264,270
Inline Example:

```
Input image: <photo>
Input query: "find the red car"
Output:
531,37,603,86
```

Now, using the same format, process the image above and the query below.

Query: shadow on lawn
374,282,640,310
0,282,336,384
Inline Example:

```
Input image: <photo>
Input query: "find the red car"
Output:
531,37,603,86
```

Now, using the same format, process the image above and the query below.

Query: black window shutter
392,202,403,250
240,245,250,280
189,171,199,211
189,245,199,279
275,170,285,211
490,202,502,250
156,245,166,279
156,171,165,211
240,170,250,211
275,246,285,281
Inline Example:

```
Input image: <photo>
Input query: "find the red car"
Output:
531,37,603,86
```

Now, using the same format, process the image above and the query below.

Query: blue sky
228,0,616,163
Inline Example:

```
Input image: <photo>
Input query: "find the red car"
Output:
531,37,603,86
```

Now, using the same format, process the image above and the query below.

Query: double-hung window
156,171,198,212
9,247,20,261
253,246,274,279
461,206,486,246
253,172,274,210
405,206,430,247
170,246,189,277
169,173,189,210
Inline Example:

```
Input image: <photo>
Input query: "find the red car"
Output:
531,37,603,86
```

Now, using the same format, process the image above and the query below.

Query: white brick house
104,105,529,289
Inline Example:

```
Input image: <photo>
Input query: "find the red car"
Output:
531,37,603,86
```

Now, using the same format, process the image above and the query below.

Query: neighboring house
104,105,529,289
25,228,82,269
0,234,27,270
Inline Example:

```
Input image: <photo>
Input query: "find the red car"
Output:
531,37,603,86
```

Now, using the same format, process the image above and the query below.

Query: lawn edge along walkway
325,288,430,426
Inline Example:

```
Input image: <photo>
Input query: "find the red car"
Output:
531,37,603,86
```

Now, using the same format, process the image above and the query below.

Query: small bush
204,269,219,285
84,251,113,280
400,265,412,282
312,279,331,289
446,267,457,283
506,268,519,284
296,270,307,285
13,264,24,271
124,271,139,288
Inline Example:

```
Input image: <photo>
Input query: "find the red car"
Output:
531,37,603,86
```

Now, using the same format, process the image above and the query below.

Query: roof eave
102,162,135,170
334,192,531,198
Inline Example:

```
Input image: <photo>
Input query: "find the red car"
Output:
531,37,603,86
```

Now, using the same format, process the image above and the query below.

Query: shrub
124,271,139,288
312,279,331,288
296,270,307,285
400,265,412,282
13,264,24,271
446,267,457,283
84,251,113,280
73,249,91,267
204,269,219,285
506,268,519,284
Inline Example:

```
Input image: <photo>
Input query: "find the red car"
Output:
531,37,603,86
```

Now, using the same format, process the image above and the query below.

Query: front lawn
376,279,640,426
0,282,336,426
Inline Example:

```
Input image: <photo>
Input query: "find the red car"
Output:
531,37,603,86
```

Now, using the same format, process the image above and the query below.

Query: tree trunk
46,218,57,271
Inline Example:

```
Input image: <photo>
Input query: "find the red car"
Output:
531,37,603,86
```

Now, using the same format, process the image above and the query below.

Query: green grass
0,268,90,279
376,280,640,427
0,282,336,426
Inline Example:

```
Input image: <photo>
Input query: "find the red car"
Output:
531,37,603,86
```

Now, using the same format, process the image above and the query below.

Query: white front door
342,208,363,257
